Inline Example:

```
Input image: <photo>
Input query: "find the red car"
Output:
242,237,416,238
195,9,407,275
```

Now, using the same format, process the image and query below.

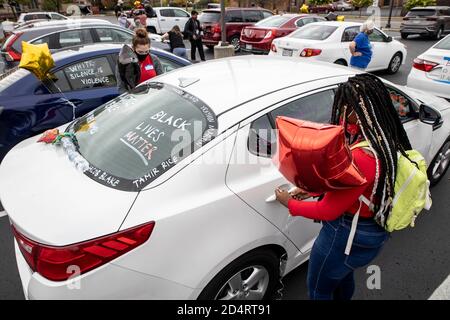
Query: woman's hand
275,188,291,208
290,187,311,200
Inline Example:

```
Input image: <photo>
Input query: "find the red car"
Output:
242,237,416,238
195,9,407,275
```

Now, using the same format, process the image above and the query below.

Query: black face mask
136,53,148,62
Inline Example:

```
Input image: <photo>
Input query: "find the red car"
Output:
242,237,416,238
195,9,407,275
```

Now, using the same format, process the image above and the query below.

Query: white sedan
407,34,450,101
0,57,449,300
269,21,407,74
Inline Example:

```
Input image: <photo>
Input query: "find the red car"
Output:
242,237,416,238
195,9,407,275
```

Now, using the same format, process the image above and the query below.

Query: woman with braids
275,73,413,300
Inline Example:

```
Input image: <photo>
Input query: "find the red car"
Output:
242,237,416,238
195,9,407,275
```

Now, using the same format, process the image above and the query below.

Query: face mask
339,116,361,136
366,29,374,35
136,53,148,61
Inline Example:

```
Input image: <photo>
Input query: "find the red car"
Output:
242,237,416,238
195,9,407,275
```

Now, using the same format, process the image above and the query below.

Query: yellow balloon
19,41,55,81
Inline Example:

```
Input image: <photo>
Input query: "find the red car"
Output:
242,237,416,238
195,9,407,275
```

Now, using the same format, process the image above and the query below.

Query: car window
301,18,315,25
96,28,132,44
434,36,450,50
32,35,50,45
173,9,189,18
60,57,116,91
51,13,65,20
262,11,273,19
199,12,220,23
243,10,262,23
290,24,338,40
50,69,72,92
157,56,183,73
225,10,243,23
249,89,335,157
342,26,359,42
24,14,48,21
406,9,436,17
59,29,93,48
314,17,326,22
368,29,385,42
160,9,174,17
296,19,304,27
70,83,218,191
387,88,416,122
256,15,291,27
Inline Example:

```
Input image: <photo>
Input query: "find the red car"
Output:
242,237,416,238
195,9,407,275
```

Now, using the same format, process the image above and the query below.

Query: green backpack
351,141,432,232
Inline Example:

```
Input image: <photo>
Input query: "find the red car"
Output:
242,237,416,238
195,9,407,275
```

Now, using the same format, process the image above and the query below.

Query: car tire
387,52,402,74
434,27,444,40
428,137,450,186
147,26,157,34
334,59,347,66
401,33,408,39
197,249,280,300
230,35,241,52
206,45,214,51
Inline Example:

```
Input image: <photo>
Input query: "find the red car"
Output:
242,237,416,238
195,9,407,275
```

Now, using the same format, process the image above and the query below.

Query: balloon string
40,78,78,121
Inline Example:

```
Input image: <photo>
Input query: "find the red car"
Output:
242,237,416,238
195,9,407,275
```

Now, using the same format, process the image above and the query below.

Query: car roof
309,21,362,28
202,7,271,12
17,19,111,30
155,55,354,116
411,6,449,10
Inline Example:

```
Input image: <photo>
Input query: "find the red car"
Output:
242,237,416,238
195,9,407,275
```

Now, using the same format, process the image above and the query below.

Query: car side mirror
386,35,393,42
419,104,443,129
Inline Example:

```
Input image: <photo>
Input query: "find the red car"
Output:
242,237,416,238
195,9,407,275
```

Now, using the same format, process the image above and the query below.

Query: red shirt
138,54,157,84
288,147,378,220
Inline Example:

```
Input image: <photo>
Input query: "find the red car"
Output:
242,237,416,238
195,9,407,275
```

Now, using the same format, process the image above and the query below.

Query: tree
351,0,373,17
404,0,436,11
308,0,332,5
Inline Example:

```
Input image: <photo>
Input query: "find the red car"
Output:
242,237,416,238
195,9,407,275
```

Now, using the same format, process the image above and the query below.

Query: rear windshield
199,12,220,23
69,82,218,191
255,15,291,28
290,24,337,40
435,36,450,50
406,9,437,17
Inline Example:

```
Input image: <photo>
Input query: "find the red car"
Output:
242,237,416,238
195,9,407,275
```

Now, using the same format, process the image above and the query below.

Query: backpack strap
344,196,364,255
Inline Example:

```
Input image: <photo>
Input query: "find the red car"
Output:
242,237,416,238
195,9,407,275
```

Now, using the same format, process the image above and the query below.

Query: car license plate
440,66,450,82
246,44,252,50
412,20,421,24
283,49,293,57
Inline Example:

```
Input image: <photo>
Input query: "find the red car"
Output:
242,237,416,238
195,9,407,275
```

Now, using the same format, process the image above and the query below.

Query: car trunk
199,11,221,39
0,131,138,246
241,27,270,42
403,9,438,27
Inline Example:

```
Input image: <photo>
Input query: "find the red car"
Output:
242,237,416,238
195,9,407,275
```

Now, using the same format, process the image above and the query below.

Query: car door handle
265,184,297,203
160,18,166,21
175,18,180,21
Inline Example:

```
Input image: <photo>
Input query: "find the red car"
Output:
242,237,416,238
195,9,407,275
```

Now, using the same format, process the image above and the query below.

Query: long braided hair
331,74,413,226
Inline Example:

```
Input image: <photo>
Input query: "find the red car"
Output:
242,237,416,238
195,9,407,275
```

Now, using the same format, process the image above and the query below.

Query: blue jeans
307,215,389,300
173,47,188,60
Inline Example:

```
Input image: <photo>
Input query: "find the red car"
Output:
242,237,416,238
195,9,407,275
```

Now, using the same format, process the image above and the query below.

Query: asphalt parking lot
0,16,448,300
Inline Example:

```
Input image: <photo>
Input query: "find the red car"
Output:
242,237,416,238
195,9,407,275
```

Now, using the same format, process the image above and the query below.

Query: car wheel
387,52,402,74
197,249,280,300
434,27,444,40
401,33,408,39
428,137,450,186
147,26,157,34
334,59,347,66
230,35,240,52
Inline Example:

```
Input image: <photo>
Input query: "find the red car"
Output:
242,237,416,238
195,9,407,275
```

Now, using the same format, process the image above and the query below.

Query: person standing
184,10,205,62
162,26,187,59
275,74,413,300
117,28,163,92
349,21,374,70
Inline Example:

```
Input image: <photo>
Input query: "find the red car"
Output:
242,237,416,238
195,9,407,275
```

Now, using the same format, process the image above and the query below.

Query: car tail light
300,48,322,57
264,30,277,40
12,222,155,281
212,23,221,34
271,43,277,52
413,58,438,72
3,32,22,61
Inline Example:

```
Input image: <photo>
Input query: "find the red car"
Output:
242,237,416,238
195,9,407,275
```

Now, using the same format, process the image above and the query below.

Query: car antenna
178,77,200,88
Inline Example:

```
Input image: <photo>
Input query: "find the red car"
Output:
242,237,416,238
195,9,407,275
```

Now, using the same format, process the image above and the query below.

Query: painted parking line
429,275,450,300
0,211,7,218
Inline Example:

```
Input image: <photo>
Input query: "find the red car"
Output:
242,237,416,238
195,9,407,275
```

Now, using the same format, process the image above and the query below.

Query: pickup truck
128,7,191,34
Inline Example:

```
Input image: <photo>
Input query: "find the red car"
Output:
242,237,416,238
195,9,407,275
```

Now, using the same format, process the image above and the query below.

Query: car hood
0,128,138,246
401,85,450,112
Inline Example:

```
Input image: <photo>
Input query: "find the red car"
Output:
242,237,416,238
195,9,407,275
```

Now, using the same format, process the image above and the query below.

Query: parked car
200,7,273,51
270,21,407,74
16,11,68,24
241,14,325,54
128,7,191,34
0,43,190,162
0,21,170,71
400,6,450,40
309,4,335,14
333,1,354,12
407,34,450,101
1,56,449,299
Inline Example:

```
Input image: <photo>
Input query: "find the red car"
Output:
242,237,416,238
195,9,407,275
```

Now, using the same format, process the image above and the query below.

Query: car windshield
434,36,450,50
289,24,338,40
199,12,220,23
68,83,218,191
255,15,291,28
406,9,436,17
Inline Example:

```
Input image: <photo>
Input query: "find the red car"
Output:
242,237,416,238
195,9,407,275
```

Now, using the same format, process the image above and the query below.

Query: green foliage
404,0,436,11
351,0,373,8
41,0,59,11
308,0,333,5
